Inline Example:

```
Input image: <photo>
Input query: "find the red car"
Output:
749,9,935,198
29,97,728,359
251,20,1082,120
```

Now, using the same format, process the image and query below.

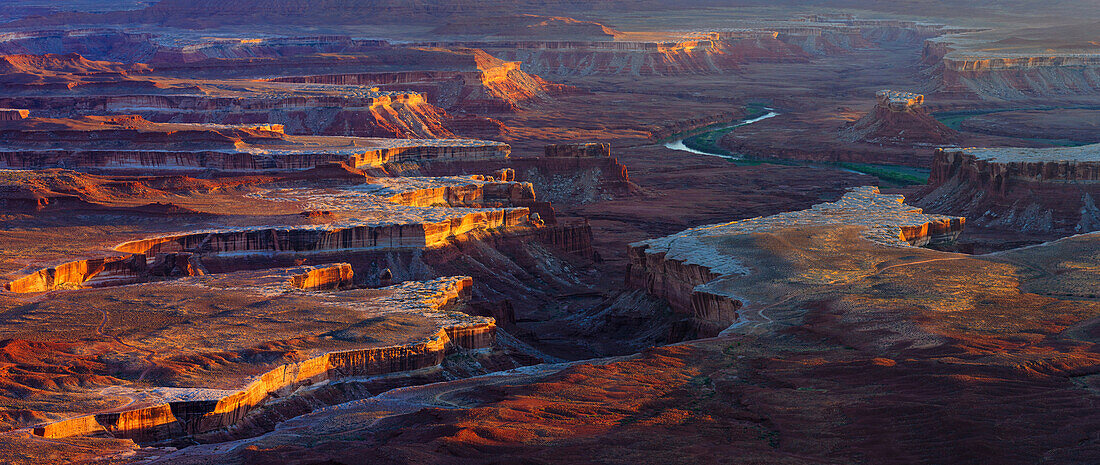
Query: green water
680,104,771,156
932,107,1094,147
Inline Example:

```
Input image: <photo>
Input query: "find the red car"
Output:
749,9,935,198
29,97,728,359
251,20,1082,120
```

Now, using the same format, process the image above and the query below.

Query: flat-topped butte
876,90,924,111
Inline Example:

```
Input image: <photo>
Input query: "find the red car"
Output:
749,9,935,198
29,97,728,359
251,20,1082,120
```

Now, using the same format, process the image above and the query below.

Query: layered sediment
5,174,543,293
269,60,563,113
0,115,509,172
0,108,28,120
415,35,809,76
31,275,493,441
113,207,533,256
4,254,147,292
627,187,964,336
923,38,1100,100
914,144,1100,234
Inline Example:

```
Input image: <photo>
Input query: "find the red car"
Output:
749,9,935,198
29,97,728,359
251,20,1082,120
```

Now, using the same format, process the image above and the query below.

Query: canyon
0,1,1099,464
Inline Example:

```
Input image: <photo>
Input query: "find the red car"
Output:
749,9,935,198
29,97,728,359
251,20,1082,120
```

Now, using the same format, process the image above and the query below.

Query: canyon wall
0,93,457,139
405,147,636,206
0,142,510,172
544,142,610,158
0,108,28,120
114,208,533,256
4,254,147,292
33,276,493,441
287,263,354,290
424,37,808,76
914,146,1100,234
269,60,563,113
923,40,1100,100
627,187,964,337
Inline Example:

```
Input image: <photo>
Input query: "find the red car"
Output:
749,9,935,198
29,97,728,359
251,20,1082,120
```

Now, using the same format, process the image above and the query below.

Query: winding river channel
663,109,779,159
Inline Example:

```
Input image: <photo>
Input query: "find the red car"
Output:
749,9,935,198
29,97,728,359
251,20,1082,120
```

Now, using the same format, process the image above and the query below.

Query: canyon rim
0,1,1099,464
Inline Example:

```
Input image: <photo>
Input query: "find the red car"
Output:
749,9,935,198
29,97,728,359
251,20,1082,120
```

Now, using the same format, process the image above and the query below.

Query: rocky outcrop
417,35,809,76
923,39,1100,100
839,90,958,145
32,275,493,440
627,187,964,336
0,116,509,172
115,208,532,256
4,254,147,292
269,59,563,113
913,145,1100,234
0,108,28,120
31,414,104,438
287,263,354,290
410,154,636,206
544,142,610,158
380,178,536,208
0,92,457,139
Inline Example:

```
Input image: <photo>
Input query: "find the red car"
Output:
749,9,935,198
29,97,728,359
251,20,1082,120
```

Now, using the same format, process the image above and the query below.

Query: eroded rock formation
922,32,1100,101
913,144,1100,234
839,90,958,144
544,142,610,158
30,275,492,441
0,108,28,120
0,115,509,172
628,186,964,336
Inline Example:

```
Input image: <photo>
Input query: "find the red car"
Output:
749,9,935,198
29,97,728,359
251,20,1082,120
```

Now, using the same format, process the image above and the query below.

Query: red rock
913,145,1100,234
839,90,959,145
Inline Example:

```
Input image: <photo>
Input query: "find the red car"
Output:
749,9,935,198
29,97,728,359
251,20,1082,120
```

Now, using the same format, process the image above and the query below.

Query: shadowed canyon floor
0,1,1099,464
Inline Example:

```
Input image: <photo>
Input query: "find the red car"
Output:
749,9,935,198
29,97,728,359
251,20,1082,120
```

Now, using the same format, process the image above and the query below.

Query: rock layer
839,89,958,144
0,115,509,172
31,275,492,441
628,186,964,336
914,145,1100,234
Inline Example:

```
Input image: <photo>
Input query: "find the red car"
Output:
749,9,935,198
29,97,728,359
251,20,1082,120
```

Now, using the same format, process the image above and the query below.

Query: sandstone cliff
31,275,493,441
421,35,809,77
268,57,564,113
627,186,964,337
922,38,1100,101
0,116,510,172
913,145,1100,234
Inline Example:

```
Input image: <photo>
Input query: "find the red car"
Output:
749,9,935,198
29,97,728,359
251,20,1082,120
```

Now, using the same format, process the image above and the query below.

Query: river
663,109,779,159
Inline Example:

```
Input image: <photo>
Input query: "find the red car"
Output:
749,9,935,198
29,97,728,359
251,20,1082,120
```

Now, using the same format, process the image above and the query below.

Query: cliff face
0,108,28,120
397,142,635,207
923,40,1100,100
31,275,494,441
425,35,809,77
4,254,147,292
0,48,480,139
269,60,564,113
544,142,610,158
627,187,964,337
0,116,510,173
913,145,1100,234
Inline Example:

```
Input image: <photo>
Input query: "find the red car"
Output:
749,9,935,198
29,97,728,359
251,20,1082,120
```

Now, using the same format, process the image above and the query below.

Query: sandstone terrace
5,271,497,443
954,142,1100,163
0,115,510,172
1,1,1100,463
